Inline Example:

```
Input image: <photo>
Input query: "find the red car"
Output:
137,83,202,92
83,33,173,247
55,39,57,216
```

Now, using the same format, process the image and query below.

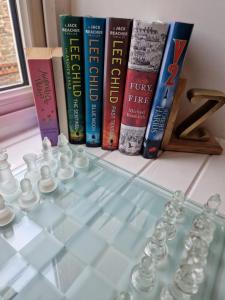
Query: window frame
0,0,29,92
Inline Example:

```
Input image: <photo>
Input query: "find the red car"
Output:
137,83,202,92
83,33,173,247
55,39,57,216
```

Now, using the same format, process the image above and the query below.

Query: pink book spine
28,58,59,145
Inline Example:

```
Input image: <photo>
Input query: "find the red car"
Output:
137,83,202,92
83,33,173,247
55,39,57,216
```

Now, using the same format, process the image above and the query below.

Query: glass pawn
130,255,156,294
189,194,221,246
38,165,58,194
57,133,73,162
0,149,19,197
23,153,40,186
57,154,75,181
0,194,15,227
184,236,208,266
160,201,179,240
41,137,57,171
144,225,168,264
170,190,186,221
18,178,39,211
74,146,89,170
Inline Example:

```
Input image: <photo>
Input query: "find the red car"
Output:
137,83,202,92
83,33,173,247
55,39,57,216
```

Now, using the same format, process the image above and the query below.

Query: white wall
71,0,225,139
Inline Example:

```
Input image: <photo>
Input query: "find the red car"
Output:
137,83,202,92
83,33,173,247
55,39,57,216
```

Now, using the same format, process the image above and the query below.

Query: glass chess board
0,149,225,300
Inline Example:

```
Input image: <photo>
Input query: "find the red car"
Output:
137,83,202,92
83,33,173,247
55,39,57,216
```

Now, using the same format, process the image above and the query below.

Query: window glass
0,0,23,89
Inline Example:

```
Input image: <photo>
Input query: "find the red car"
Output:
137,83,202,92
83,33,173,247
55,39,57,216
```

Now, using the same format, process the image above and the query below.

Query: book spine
143,22,194,159
118,20,169,155
102,18,132,150
83,17,106,146
52,53,69,139
60,15,85,143
28,58,59,145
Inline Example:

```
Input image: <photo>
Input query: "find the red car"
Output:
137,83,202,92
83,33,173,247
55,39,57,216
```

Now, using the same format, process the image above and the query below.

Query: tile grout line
184,154,211,199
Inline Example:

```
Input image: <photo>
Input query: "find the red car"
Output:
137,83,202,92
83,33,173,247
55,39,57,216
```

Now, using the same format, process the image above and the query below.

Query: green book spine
60,15,85,143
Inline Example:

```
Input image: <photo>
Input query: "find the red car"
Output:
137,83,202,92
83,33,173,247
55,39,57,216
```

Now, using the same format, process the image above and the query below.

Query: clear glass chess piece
117,291,131,300
74,146,89,170
186,194,221,246
57,133,73,162
170,190,186,221
0,149,19,197
130,255,156,294
18,178,39,211
159,202,179,240
144,226,168,264
57,154,75,181
23,153,40,186
174,261,204,295
38,165,58,194
0,194,16,227
184,235,208,266
160,284,190,300
41,137,57,171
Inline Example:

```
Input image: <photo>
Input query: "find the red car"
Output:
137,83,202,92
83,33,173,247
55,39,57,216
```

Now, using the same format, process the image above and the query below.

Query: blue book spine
142,22,194,158
83,17,106,146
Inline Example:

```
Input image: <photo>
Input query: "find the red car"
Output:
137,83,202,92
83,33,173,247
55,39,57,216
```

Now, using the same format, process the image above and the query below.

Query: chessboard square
70,177,97,196
0,237,16,268
66,200,101,226
10,265,37,296
130,209,157,235
114,225,147,258
66,267,115,300
42,248,84,293
0,254,27,292
148,193,167,217
20,231,63,271
1,216,42,251
53,216,81,244
54,190,81,210
29,202,64,229
67,228,107,265
96,247,130,286
90,212,123,243
14,274,63,300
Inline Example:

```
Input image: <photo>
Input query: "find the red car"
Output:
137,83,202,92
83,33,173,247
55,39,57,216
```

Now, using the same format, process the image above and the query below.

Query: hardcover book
60,15,85,143
83,17,106,146
118,20,169,155
51,47,69,139
26,48,59,146
142,22,194,159
102,17,132,150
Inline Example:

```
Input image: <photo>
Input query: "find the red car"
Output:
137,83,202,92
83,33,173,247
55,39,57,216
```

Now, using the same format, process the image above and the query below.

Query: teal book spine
60,15,85,144
83,17,106,146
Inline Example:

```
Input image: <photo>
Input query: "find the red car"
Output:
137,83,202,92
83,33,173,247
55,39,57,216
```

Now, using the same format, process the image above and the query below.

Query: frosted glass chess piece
170,190,186,221
0,194,15,227
117,291,131,300
38,165,58,194
186,194,221,246
0,149,19,198
57,154,75,181
130,255,156,295
23,153,40,186
57,133,73,163
184,236,208,265
18,178,39,211
74,146,89,170
41,137,57,172
144,225,168,264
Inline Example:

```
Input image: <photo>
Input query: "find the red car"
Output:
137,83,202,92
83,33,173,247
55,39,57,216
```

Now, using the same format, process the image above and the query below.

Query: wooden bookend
161,80,225,155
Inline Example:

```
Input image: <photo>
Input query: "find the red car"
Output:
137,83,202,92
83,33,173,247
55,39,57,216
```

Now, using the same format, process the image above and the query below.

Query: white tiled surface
2,130,225,216
103,150,152,174
139,151,208,193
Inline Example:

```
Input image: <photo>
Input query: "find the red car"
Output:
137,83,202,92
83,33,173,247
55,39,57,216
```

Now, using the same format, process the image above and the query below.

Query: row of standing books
27,16,193,159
